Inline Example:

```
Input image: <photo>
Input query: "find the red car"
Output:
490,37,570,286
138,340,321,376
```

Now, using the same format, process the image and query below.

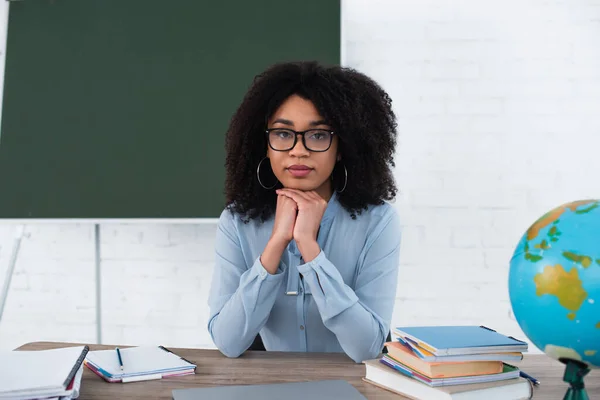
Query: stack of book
0,345,88,400
363,326,535,400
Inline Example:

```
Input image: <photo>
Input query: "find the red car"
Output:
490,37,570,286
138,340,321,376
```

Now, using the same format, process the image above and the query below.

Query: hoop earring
257,157,278,190
335,163,347,193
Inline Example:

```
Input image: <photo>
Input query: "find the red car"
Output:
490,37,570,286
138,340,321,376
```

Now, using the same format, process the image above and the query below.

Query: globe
509,199,600,371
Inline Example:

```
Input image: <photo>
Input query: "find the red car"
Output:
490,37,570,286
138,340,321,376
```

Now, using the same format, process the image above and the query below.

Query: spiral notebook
84,345,196,383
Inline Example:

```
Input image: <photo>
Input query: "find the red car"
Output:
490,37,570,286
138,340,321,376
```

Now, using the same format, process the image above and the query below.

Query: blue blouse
207,192,402,363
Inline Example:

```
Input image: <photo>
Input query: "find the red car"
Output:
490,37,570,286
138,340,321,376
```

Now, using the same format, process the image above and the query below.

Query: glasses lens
305,130,332,151
268,129,295,150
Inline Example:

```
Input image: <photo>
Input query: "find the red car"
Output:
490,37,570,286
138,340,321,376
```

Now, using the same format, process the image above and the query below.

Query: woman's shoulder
355,201,401,250
344,199,399,224
368,199,399,218
335,199,400,238
217,205,272,233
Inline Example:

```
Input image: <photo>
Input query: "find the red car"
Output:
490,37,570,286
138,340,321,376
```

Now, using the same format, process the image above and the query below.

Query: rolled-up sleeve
297,209,401,363
207,210,285,358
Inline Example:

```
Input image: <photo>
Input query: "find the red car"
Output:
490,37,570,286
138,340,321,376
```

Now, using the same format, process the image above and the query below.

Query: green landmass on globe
509,199,600,370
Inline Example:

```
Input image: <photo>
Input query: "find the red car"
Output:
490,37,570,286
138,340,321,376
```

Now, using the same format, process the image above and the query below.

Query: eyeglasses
266,128,335,152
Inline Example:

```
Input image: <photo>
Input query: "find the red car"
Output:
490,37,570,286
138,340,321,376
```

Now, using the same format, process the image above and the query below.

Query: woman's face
266,94,339,200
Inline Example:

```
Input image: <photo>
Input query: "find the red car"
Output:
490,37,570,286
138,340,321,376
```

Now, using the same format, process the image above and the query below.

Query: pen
116,347,124,371
520,370,540,386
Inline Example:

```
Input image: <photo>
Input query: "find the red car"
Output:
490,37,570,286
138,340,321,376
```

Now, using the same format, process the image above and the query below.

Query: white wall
2,0,600,353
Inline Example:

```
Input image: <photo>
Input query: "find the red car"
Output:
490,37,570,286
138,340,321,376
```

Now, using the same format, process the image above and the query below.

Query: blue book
393,325,528,356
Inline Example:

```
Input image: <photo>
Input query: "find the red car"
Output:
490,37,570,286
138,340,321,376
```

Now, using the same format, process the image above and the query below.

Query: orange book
384,341,504,379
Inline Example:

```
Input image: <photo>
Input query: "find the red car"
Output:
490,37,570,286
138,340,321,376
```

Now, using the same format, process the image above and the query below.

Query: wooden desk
16,342,600,399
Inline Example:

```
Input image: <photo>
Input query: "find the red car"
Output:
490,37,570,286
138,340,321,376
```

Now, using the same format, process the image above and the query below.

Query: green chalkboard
0,0,340,218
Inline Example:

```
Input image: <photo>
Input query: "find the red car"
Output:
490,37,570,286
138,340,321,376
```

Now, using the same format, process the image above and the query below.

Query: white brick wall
2,0,600,354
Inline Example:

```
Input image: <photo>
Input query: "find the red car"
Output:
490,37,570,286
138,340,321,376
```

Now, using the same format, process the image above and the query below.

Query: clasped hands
270,188,327,263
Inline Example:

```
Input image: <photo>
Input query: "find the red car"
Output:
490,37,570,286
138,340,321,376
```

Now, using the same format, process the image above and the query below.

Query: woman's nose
289,134,310,156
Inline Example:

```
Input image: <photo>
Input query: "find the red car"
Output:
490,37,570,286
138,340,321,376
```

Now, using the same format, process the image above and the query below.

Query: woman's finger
275,189,304,205
276,189,309,204
277,188,312,203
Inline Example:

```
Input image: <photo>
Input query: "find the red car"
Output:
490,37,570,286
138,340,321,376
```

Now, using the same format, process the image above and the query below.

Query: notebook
363,359,532,400
84,345,196,383
0,345,88,400
395,336,524,363
172,380,367,400
393,326,528,356
381,355,520,387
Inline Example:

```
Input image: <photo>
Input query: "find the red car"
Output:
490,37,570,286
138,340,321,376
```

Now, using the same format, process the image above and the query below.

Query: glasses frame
265,128,335,152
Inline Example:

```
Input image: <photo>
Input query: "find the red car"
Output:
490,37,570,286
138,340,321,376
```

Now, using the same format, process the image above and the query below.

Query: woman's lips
287,165,313,177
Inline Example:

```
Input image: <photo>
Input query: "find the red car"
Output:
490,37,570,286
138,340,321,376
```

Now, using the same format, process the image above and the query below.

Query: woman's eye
309,131,328,140
274,130,293,139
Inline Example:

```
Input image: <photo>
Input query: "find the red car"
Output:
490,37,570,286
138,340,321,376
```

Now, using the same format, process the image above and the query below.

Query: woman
207,61,401,363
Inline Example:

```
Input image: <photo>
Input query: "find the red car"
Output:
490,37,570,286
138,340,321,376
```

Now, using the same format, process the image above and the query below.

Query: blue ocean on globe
509,199,600,368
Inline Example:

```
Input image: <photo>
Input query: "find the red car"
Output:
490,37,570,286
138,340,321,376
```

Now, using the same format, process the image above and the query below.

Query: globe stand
560,358,591,400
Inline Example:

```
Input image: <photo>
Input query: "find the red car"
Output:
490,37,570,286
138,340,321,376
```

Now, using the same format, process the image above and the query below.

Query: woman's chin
280,180,320,191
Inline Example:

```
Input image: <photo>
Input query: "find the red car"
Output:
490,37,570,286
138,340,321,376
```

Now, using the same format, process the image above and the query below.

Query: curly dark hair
224,60,398,222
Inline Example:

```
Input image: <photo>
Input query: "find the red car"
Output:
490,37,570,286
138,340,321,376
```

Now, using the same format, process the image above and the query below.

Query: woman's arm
296,208,401,363
207,210,287,358
208,195,297,358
